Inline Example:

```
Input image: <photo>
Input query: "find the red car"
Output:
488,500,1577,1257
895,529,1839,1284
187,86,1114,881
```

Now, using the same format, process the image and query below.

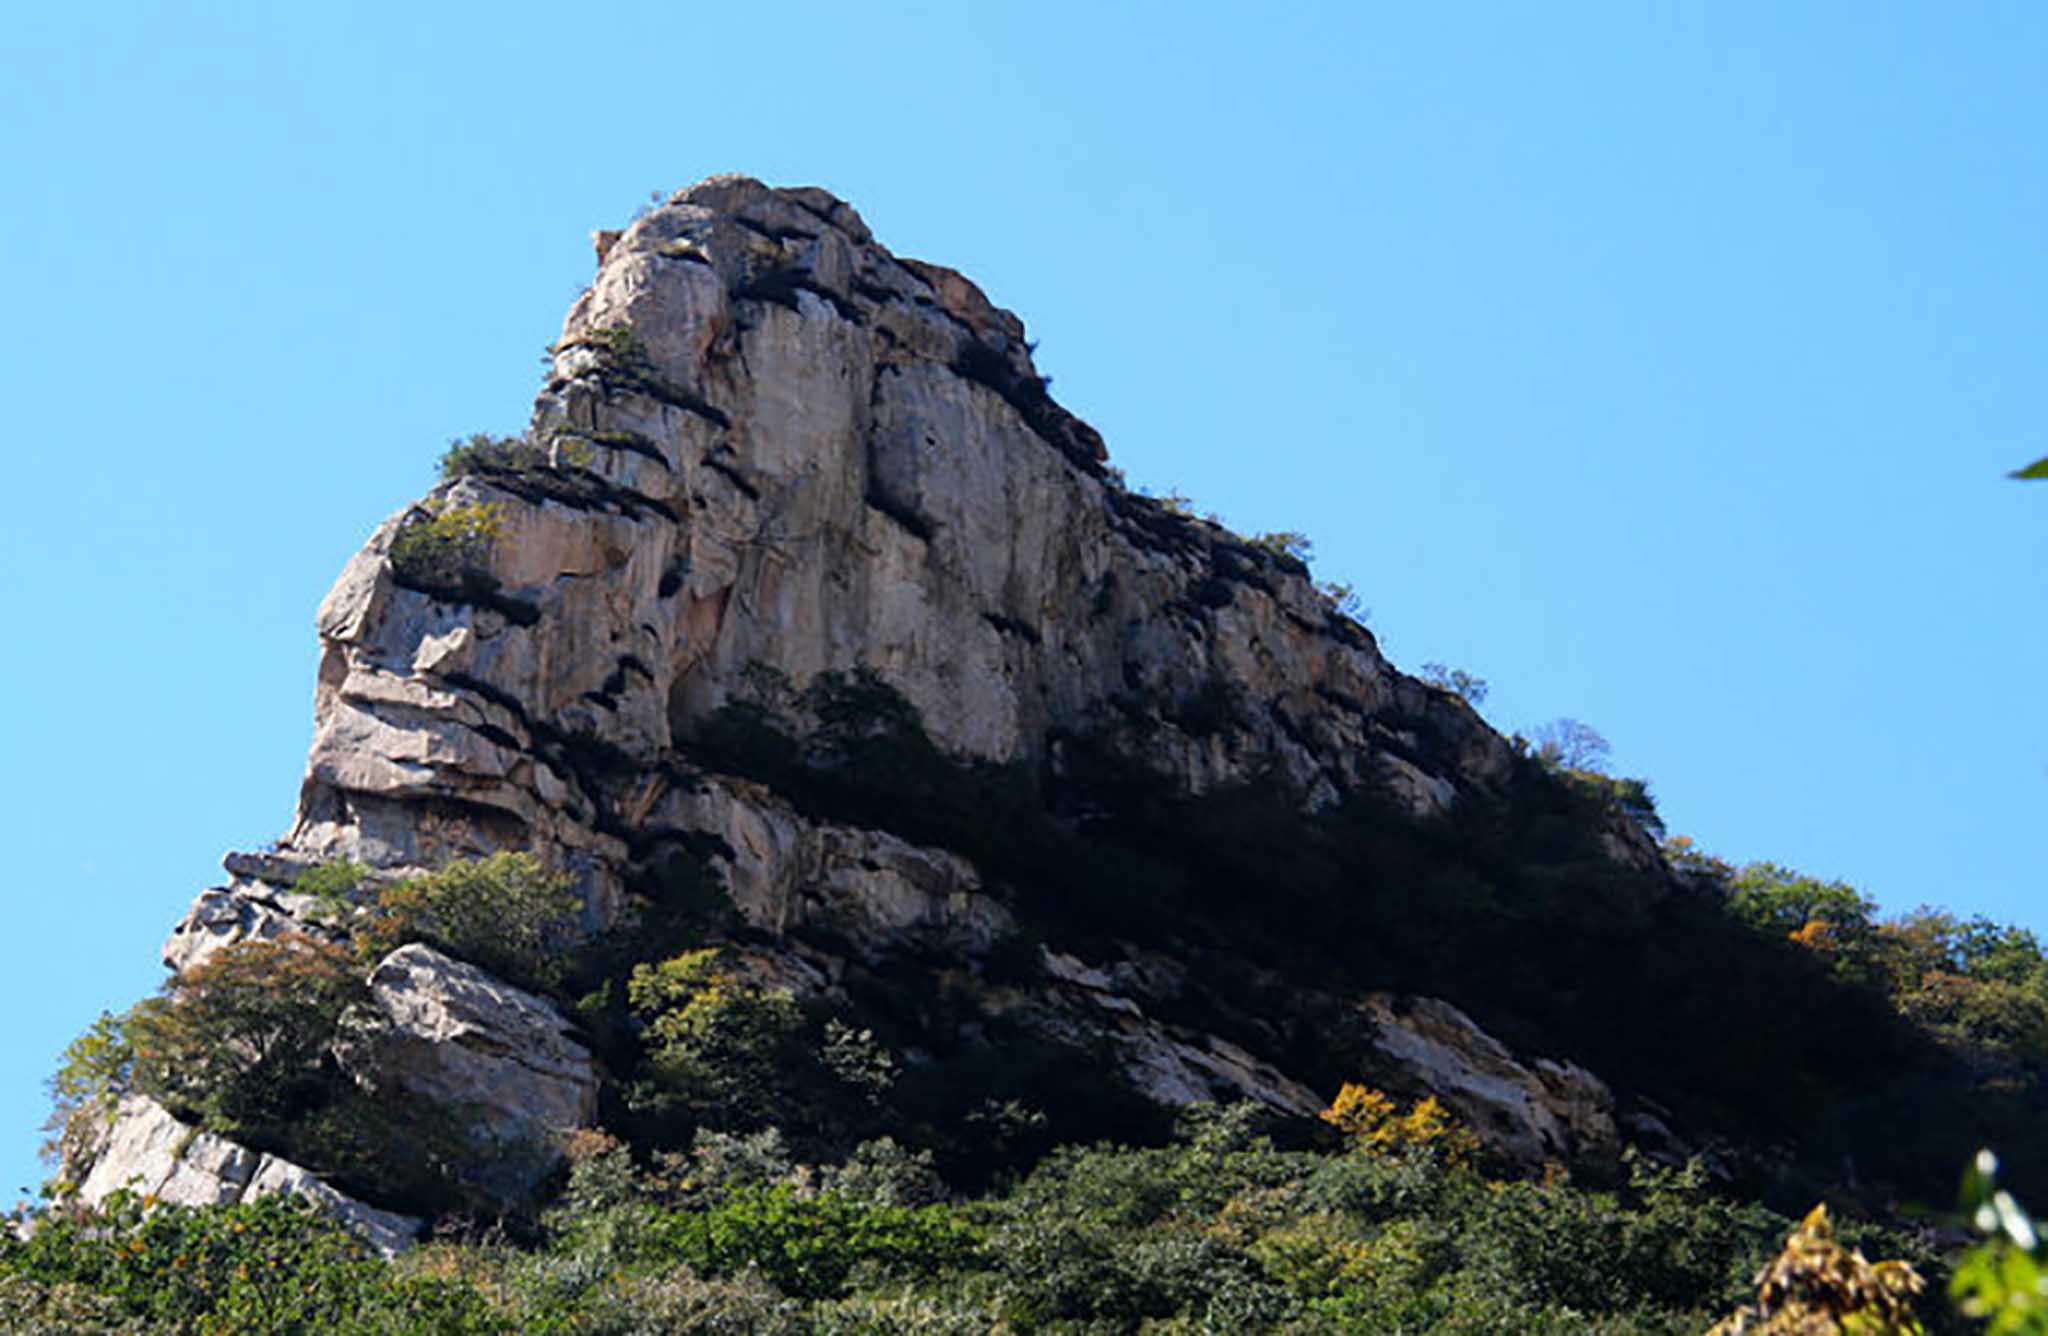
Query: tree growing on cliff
42,1012,135,1170
1420,662,1489,706
628,948,806,1130
127,937,366,1135
1530,718,1613,773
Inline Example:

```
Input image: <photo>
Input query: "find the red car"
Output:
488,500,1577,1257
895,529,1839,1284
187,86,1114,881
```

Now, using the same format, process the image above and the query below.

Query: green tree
127,937,366,1135
628,948,805,1128
3,1191,497,1334
1727,863,1878,940
43,1011,136,1170
388,502,504,590
642,1185,979,1300
1250,530,1314,563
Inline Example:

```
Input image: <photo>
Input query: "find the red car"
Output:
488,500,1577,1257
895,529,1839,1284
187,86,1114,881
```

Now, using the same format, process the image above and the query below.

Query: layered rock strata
77,178,1660,1241
289,174,1523,922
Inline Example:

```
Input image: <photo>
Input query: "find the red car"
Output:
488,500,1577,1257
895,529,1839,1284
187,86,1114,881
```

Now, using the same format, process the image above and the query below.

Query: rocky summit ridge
67,177,1663,1245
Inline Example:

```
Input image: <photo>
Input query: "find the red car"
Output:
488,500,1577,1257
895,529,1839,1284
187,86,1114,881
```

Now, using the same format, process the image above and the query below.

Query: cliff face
78,177,1661,1237
290,175,1518,924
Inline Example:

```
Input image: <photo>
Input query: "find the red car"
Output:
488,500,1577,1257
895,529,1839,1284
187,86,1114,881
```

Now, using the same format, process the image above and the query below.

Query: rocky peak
70,177,1672,1243
295,174,1521,918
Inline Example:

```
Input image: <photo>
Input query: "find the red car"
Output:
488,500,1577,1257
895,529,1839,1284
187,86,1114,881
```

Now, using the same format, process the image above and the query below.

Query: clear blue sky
2,3,2042,1202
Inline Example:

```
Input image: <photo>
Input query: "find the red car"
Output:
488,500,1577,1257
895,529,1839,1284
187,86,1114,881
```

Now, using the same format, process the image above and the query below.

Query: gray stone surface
73,1096,420,1256
660,774,1010,957
1358,993,1620,1164
278,175,1516,942
356,943,597,1196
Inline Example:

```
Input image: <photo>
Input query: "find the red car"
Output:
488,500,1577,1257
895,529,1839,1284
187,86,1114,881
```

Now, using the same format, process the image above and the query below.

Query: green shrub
682,1126,802,1198
578,324,646,361
1726,863,1879,941
296,858,367,924
43,1010,136,1171
1,1191,501,1335
559,323,730,425
11,1117,1958,1333
1565,769,1667,839
983,1207,1290,1327
282,1084,484,1217
822,1137,946,1208
47,938,481,1216
808,1287,999,1335
357,852,583,992
439,433,546,479
532,1264,805,1334
1249,529,1313,564
388,502,505,591
1319,578,1368,621
440,431,594,481
643,1185,979,1300
0,1269,138,1333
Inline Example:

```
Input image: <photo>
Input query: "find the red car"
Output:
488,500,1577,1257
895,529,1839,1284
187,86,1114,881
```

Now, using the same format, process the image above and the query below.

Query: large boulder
1038,949,1327,1117
355,943,597,1198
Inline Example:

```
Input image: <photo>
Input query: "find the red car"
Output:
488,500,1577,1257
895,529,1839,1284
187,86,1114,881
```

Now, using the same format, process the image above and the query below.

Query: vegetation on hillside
28,654,2048,1328
5,1101,1962,1333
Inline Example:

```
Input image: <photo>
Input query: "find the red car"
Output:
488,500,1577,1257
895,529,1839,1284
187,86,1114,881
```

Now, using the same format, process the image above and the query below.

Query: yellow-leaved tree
1318,1082,1481,1169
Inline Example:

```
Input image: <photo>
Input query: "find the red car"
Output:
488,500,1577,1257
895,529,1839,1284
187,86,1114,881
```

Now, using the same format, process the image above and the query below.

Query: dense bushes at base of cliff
1,1192,494,1335
9,1107,1956,1334
685,669,1965,1203
571,928,1170,1195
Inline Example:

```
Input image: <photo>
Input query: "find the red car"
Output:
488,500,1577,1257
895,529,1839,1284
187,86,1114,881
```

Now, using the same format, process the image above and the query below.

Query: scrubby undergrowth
7,1105,1963,1334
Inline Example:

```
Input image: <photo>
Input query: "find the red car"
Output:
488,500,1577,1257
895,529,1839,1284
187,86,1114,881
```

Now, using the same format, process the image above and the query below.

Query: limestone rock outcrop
73,176,1672,1223
74,1096,419,1257
1358,994,1619,1163
666,774,1010,960
283,174,1513,922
